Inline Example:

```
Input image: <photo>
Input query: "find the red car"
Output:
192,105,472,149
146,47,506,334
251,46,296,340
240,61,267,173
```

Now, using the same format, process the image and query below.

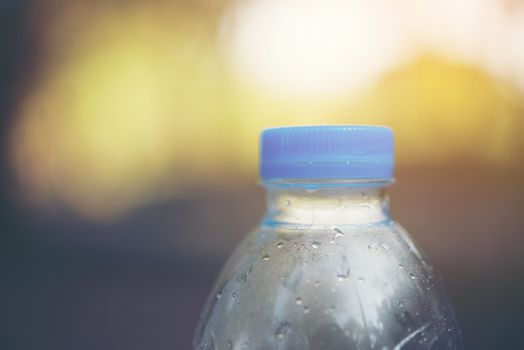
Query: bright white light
406,0,524,91
481,4,524,91
221,0,524,96
408,0,490,62
220,0,411,98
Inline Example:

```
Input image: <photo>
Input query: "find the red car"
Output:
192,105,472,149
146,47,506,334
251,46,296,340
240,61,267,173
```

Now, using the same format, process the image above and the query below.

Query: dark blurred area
1,1,524,349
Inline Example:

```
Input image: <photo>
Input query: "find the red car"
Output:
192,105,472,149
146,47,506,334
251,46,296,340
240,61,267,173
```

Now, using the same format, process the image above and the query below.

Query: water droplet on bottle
216,291,222,299
295,298,302,306
239,265,253,282
275,321,291,340
330,228,345,244
357,277,365,283
337,255,350,281
276,242,284,248
242,342,248,349
311,241,321,249
337,268,350,281
262,255,270,262
368,242,379,250
227,340,233,349
286,200,291,206
303,306,310,314
382,243,391,251
232,292,236,298
398,263,403,269
410,273,417,280
314,281,320,287
370,334,377,346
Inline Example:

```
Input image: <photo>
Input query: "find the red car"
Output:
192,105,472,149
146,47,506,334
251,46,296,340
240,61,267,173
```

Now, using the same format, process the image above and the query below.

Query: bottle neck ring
262,180,392,227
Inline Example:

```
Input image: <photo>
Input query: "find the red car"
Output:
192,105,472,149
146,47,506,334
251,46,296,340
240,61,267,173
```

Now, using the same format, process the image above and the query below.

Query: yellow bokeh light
10,4,231,219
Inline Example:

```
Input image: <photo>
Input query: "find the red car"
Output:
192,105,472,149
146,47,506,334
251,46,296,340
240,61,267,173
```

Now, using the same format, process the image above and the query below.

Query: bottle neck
263,180,392,226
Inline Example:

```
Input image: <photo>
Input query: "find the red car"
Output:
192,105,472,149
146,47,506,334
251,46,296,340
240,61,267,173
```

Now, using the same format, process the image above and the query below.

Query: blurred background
0,0,523,348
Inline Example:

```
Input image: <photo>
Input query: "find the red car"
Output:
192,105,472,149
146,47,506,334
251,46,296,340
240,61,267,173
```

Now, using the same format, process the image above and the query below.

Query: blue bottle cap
260,125,394,181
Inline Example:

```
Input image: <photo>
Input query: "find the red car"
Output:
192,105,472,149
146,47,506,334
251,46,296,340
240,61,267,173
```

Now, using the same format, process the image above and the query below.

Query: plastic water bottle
194,126,463,349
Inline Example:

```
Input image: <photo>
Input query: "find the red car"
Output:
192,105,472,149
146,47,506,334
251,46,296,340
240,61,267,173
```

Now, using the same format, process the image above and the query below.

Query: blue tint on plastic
260,125,394,181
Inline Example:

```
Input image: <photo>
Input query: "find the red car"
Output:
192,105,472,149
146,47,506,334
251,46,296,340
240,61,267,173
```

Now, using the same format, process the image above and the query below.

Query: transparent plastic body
194,181,463,350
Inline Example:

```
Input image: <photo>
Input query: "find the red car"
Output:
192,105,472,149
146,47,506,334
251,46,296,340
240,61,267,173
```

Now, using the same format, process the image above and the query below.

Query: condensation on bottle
194,125,463,350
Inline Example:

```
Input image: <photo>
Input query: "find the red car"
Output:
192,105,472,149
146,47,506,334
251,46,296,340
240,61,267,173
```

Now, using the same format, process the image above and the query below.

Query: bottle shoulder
195,221,462,350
